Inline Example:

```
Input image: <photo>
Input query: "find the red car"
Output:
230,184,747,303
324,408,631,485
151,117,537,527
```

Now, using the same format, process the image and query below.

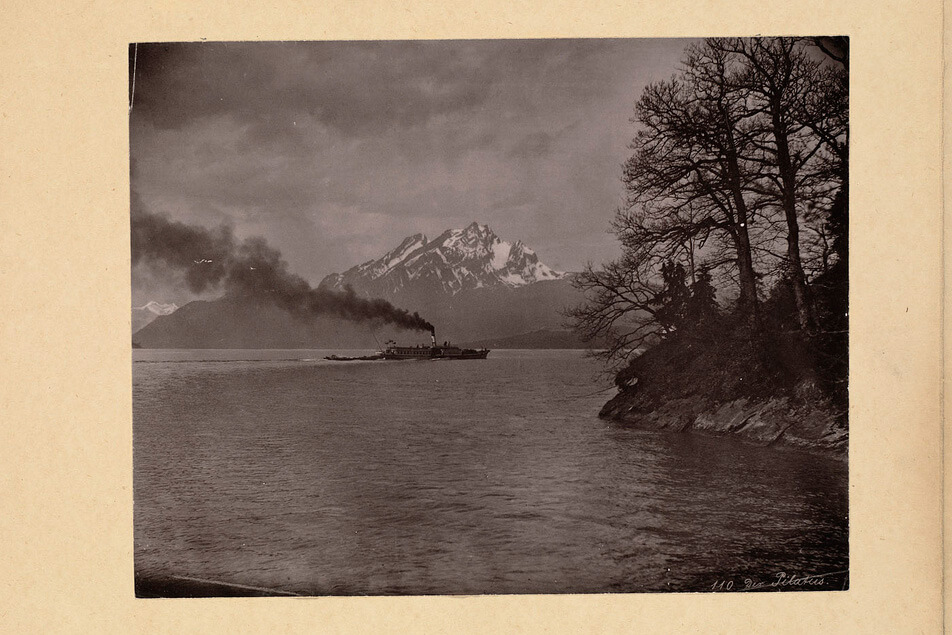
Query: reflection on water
133,349,847,594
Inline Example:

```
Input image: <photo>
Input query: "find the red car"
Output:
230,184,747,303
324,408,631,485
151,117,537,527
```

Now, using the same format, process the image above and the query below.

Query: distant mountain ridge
320,222,566,300
134,223,589,348
132,300,179,333
135,301,179,315
133,296,409,349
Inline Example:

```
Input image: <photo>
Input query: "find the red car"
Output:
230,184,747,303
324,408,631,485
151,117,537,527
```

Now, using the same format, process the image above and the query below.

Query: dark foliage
653,261,691,336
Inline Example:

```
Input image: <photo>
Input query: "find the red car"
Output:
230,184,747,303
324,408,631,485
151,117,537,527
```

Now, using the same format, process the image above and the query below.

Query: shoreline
599,390,848,458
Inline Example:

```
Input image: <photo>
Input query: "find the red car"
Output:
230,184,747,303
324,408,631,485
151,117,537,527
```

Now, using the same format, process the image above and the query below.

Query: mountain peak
320,223,566,298
134,301,179,315
132,300,180,334
464,221,490,235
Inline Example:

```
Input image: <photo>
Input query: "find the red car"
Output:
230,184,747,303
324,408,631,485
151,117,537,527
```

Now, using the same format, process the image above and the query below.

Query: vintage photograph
130,37,849,596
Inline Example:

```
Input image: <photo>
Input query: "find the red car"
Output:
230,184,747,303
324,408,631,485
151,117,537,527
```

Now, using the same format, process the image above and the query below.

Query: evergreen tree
686,266,719,331
653,260,690,337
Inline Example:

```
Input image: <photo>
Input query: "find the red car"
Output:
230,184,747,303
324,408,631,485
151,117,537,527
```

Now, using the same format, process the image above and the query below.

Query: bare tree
617,42,768,328
567,250,667,369
569,41,770,365
715,37,848,333
570,37,848,373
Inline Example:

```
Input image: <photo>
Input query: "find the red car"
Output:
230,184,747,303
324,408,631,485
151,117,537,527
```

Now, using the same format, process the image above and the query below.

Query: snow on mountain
136,227,582,347
134,301,179,315
320,222,567,298
132,301,179,334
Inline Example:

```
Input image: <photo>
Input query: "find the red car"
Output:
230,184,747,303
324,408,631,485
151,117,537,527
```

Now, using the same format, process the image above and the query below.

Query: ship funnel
431,332,436,347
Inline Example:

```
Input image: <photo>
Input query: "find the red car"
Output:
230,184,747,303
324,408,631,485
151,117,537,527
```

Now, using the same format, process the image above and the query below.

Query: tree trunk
722,145,761,332
771,104,816,333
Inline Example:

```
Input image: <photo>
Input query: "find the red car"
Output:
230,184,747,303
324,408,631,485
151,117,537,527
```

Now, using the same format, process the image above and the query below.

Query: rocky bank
601,388,847,456
598,336,848,457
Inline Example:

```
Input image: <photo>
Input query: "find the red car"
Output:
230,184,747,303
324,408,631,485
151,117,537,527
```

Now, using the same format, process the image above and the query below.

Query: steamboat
324,332,490,362
382,332,490,360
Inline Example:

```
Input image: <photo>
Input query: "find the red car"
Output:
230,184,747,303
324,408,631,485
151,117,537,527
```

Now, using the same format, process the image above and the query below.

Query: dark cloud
130,38,695,301
131,40,646,137
133,41,501,136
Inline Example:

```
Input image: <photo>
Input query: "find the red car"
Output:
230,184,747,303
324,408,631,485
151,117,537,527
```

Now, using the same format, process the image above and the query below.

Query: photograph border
0,0,944,631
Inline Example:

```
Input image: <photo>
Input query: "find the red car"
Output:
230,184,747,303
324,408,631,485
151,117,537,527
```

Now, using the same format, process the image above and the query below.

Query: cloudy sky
130,39,693,304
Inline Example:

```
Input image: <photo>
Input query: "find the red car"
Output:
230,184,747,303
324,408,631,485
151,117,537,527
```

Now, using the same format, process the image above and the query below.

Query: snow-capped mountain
134,225,588,348
132,301,179,333
135,301,179,315
320,222,566,299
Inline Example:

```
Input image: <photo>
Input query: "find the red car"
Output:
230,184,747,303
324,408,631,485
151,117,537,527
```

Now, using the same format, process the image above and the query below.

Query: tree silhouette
570,37,848,385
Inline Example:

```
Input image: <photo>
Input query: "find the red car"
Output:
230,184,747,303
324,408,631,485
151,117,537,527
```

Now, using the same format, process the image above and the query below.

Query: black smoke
131,199,434,334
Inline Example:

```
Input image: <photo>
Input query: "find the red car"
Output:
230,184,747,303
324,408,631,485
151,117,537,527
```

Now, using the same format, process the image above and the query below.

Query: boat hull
382,347,490,360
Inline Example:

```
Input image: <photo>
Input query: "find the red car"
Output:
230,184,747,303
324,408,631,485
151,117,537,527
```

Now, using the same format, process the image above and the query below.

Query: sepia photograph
130,37,849,597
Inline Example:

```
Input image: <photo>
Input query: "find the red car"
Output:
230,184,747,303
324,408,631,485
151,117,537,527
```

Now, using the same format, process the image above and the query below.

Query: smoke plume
131,200,434,334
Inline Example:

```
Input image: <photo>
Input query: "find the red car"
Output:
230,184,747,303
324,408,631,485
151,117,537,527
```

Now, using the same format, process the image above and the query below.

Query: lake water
133,349,848,595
